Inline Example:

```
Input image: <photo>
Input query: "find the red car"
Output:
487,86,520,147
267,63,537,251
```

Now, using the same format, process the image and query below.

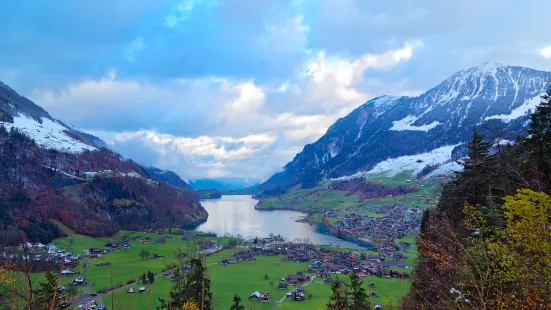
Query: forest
405,86,551,309
0,127,207,246
329,178,418,199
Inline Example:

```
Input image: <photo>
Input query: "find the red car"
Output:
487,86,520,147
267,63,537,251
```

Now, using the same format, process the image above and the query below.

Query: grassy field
256,172,441,214
97,247,411,310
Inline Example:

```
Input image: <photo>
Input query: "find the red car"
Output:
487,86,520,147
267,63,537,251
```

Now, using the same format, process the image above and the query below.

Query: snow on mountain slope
261,63,551,190
0,113,96,153
425,161,462,178
368,144,460,176
484,95,541,123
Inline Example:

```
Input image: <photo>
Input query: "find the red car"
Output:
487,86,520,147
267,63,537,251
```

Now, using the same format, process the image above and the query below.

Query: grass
256,172,441,214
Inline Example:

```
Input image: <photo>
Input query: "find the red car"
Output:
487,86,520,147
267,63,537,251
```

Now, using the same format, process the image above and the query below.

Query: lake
194,195,366,249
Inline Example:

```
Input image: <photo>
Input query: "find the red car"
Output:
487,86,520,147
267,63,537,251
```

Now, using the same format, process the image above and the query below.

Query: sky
1,0,551,181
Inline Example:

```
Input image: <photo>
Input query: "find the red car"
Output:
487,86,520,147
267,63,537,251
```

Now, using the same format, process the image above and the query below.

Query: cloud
94,129,278,179
302,41,422,112
540,46,551,59
221,82,265,122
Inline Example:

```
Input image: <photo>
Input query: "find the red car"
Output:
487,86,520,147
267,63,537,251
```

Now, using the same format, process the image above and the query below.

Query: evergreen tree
229,294,245,310
466,127,491,167
347,274,369,310
158,257,213,310
526,85,551,183
148,270,155,284
142,272,147,284
33,271,71,310
327,278,347,310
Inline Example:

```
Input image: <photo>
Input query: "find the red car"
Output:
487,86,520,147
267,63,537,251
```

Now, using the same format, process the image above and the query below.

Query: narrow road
273,276,316,309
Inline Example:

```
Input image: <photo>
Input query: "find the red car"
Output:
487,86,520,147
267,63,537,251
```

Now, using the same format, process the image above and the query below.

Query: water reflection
194,195,366,249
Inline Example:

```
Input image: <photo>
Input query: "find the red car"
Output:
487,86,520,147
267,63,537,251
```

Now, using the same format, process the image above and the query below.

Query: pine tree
148,270,155,284
526,85,551,183
466,127,491,168
33,271,71,310
158,257,213,310
229,294,245,310
347,274,369,310
327,278,347,310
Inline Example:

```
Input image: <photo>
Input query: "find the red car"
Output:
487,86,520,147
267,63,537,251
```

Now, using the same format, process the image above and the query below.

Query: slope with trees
405,86,551,309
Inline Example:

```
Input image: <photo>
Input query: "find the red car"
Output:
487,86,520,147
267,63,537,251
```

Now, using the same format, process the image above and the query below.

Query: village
322,203,424,246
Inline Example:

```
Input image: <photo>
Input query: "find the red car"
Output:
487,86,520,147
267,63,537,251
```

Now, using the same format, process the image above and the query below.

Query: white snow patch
0,113,96,153
485,95,540,123
367,144,460,176
390,115,441,132
425,161,462,178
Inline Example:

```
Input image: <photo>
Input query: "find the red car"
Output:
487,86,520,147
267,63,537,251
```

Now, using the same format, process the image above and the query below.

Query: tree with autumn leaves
407,85,551,309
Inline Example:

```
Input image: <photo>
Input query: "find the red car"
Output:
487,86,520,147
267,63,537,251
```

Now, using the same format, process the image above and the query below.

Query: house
278,283,288,290
375,305,383,310
139,287,146,294
127,287,134,293
180,233,196,241
61,269,75,276
154,238,165,244
73,277,85,285
324,277,334,284
249,291,261,300
260,292,270,302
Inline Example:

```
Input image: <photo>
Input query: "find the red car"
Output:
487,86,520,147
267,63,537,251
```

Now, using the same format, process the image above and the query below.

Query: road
273,276,316,309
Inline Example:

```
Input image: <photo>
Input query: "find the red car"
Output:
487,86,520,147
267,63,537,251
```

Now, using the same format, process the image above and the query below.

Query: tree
348,274,369,310
158,257,213,310
229,294,245,310
147,271,155,284
33,271,71,310
181,299,200,310
269,280,274,287
526,85,551,183
142,273,147,284
139,249,150,260
264,273,269,280
327,278,347,310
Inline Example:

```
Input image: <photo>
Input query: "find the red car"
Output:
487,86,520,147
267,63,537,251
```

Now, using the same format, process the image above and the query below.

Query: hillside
145,167,193,191
0,84,208,246
261,63,551,191
406,88,551,308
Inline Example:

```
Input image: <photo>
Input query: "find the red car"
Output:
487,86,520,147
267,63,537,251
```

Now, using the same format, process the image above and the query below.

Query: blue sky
1,0,551,180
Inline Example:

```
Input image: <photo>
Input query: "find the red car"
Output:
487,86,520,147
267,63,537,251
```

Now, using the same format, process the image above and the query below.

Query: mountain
189,177,260,190
0,81,106,151
0,82,207,245
145,167,193,191
261,63,551,191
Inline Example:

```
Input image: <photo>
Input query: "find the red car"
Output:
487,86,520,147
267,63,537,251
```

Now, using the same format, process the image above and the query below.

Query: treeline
405,86,551,309
330,178,418,199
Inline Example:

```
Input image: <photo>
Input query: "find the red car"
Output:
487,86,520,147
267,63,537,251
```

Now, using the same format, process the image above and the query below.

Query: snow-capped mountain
261,63,551,190
0,81,104,152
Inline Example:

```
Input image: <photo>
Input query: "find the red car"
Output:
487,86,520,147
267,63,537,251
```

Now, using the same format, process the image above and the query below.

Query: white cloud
540,45,551,59
303,41,422,111
30,39,423,180
221,82,265,121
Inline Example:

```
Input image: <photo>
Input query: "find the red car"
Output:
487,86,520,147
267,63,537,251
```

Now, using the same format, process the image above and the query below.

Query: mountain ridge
261,63,551,191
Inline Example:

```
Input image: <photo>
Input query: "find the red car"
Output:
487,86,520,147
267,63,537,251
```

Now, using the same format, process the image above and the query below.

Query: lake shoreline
195,195,368,249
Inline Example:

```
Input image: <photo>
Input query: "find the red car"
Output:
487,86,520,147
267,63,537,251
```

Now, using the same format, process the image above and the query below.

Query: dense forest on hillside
405,87,551,309
0,126,207,246
330,178,418,199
